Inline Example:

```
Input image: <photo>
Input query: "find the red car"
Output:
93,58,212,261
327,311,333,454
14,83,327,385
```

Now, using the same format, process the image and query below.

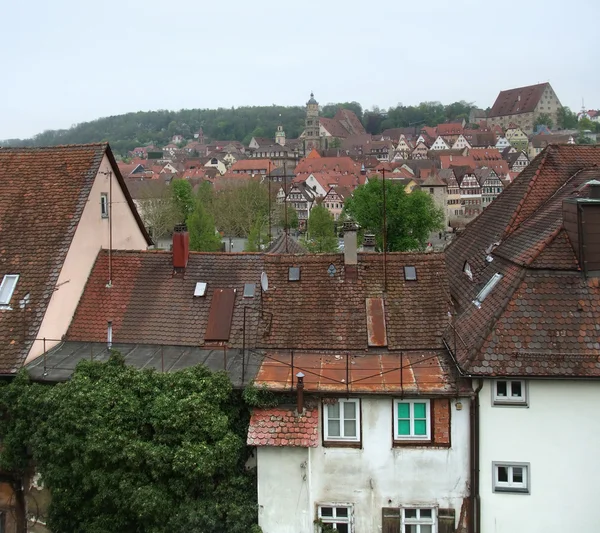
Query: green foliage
212,181,270,238
0,356,261,533
187,198,222,251
305,205,338,253
557,106,578,129
344,179,444,251
245,216,269,251
277,204,299,231
242,383,278,408
534,113,554,130
171,179,195,223
578,117,595,131
321,102,363,121
576,134,594,145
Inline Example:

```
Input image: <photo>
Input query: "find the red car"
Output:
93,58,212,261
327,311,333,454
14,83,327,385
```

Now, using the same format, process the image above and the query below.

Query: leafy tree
344,178,443,251
137,181,179,243
576,134,594,145
321,102,363,121
276,204,299,231
534,113,554,129
0,356,261,533
171,179,195,223
305,205,338,253
557,106,578,129
245,216,269,251
578,117,595,131
187,198,222,251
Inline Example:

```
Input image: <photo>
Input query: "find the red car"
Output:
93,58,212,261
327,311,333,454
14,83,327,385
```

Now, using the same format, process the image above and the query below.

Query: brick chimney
173,224,190,270
563,180,600,277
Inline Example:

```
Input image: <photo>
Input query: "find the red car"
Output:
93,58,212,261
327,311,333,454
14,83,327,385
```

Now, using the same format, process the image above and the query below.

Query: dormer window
0,274,19,308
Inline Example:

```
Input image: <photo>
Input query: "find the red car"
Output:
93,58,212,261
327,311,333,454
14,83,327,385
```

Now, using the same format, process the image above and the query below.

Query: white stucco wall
257,396,470,533
479,379,600,533
27,154,148,362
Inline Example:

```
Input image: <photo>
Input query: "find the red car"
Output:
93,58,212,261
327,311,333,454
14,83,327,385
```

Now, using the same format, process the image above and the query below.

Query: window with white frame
100,193,109,218
0,275,19,308
493,380,527,406
323,399,360,442
317,504,353,533
393,399,431,441
403,507,436,533
493,462,530,493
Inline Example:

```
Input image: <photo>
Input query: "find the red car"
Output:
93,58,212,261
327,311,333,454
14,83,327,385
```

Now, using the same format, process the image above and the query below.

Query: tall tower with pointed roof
304,92,321,152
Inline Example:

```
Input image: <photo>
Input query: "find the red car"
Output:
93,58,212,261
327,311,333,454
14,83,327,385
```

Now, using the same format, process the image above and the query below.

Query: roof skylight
404,266,417,281
0,275,19,307
243,283,256,298
288,267,300,281
194,282,207,297
463,261,473,281
473,273,503,308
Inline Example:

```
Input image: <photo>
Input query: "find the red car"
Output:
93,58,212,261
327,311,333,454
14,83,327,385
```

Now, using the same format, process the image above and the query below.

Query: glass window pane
336,524,349,533
420,526,432,533
512,467,523,483
413,402,426,419
498,466,508,482
511,381,522,397
328,403,340,419
320,508,333,517
404,509,417,519
328,420,340,437
343,401,356,419
398,420,410,435
496,381,507,397
336,508,348,518
397,402,410,419
420,509,432,518
344,419,356,437
414,420,427,435
404,526,417,533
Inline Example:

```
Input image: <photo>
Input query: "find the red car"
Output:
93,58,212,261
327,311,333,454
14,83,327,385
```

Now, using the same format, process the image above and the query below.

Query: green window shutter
438,508,456,533
382,508,400,533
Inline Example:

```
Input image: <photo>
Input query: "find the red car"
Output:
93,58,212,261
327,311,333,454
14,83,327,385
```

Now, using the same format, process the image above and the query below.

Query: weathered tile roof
266,234,307,254
0,144,150,374
445,145,600,377
247,406,318,447
489,82,549,117
230,159,274,172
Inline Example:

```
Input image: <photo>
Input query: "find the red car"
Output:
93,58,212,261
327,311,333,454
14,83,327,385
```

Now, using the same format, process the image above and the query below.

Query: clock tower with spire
303,92,321,152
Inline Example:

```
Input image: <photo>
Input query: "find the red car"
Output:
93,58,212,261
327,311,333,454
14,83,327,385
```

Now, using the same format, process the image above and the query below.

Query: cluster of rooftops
1,143,600,390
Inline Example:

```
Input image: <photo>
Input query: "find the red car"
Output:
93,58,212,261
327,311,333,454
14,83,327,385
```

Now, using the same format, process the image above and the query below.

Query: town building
446,144,600,533
487,82,562,134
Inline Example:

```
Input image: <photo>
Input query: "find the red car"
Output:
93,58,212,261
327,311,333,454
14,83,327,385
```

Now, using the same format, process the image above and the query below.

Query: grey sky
1,0,598,140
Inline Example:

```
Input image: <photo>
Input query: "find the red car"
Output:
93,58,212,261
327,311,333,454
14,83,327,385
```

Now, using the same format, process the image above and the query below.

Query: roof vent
194,282,207,297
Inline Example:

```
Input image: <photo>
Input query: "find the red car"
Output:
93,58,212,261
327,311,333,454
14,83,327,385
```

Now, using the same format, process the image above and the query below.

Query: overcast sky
1,0,598,140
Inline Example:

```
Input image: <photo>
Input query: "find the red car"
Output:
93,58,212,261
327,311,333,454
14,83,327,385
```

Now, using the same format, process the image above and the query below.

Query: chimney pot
173,224,190,270
363,233,376,252
296,372,305,414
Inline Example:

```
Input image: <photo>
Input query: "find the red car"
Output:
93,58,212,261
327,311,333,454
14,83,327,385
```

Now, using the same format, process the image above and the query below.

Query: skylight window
463,261,473,281
473,273,503,308
288,267,300,281
0,275,19,307
243,283,256,298
404,266,417,281
194,282,207,297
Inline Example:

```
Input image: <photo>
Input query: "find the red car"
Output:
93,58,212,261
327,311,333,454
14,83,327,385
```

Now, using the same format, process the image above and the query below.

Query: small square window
402,507,436,532
393,399,431,441
404,266,417,281
194,282,207,297
288,267,300,281
243,283,256,298
323,399,360,443
493,380,527,406
100,193,109,218
493,462,530,494
0,274,19,307
317,505,353,533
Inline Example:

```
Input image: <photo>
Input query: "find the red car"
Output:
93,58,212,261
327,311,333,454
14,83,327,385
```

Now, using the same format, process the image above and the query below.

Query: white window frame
393,399,431,441
323,399,360,442
402,507,437,533
492,379,528,406
0,274,19,308
100,193,109,218
493,462,530,494
317,504,353,533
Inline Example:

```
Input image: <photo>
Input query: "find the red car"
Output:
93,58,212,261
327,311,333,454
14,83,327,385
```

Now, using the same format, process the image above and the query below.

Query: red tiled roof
295,156,361,175
439,155,476,169
489,82,549,117
0,144,150,374
445,145,600,377
229,159,273,172
247,407,318,447
334,108,367,136
437,123,464,136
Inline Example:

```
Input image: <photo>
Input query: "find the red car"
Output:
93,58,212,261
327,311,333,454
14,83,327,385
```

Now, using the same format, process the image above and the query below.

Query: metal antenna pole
382,168,388,292
284,161,289,253
268,161,272,243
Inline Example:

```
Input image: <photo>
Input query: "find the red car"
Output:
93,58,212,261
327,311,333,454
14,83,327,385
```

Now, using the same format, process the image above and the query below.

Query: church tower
275,124,286,146
304,92,321,152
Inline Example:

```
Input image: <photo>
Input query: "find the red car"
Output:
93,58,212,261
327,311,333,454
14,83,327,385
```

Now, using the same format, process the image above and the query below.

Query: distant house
394,135,414,159
528,134,575,160
421,172,449,228
505,150,530,173
229,159,273,176
453,166,482,218
452,135,471,151
494,136,511,152
504,126,529,152
322,186,352,221
487,82,562,133
412,141,429,159
430,136,451,151
475,168,503,207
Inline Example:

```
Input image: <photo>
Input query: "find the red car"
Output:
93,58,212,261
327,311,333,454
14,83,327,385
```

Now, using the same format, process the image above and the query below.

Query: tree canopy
305,205,338,253
0,355,261,533
534,113,554,130
344,179,444,251
187,197,222,251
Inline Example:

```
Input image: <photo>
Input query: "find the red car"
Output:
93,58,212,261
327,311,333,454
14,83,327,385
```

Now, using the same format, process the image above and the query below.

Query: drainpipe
470,379,483,533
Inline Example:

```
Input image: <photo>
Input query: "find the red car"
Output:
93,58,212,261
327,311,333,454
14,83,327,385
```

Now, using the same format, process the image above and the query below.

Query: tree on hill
321,102,363,121
305,205,338,253
557,106,578,129
0,355,262,533
344,178,444,251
